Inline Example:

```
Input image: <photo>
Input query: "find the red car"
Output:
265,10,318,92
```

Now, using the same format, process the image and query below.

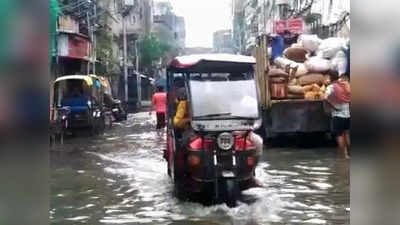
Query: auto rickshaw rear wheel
172,147,187,199
99,116,106,135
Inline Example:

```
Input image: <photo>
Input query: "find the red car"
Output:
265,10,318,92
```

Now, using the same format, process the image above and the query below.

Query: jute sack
318,37,346,59
294,64,308,77
330,50,347,75
288,85,305,95
304,56,331,73
284,47,308,63
269,68,289,79
298,73,325,86
288,78,298,86
274,57,297,70
299,34,322,52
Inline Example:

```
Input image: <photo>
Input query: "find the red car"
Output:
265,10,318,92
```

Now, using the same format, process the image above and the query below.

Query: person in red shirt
151,86,167,129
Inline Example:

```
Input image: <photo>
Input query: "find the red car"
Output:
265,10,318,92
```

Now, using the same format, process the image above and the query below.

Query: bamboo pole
253,39,264,109
263,35,271,109
258,40,266,109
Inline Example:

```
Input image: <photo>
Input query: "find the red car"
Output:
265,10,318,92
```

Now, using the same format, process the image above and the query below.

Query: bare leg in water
344,131,350,155
336,133,349,159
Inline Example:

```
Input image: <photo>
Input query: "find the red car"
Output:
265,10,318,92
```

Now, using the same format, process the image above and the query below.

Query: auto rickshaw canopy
54,75,93,86
168,54,256,73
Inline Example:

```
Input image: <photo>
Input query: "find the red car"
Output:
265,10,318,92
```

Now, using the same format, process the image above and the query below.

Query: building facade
153,0,186,51
232,0,246,53
175,16,186,50
213,30,235,54
152,0,186,65
53,0,95,81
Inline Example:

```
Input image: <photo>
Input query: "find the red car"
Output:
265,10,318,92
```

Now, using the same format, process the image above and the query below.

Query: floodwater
50,112,349,225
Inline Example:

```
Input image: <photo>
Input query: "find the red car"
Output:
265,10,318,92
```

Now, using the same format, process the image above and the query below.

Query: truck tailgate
265,100,330,134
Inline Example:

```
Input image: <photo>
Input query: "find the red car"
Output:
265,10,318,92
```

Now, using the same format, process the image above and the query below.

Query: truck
254,35,330,139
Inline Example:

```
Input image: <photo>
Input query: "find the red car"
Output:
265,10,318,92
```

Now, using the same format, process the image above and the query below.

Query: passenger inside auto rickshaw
61,83,90,113
173,88,195,148
174,88,190,130
171,77,185,105
171,76,186,129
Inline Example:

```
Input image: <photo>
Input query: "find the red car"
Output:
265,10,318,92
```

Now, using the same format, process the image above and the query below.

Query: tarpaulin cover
346,43,350,76
271,36,284,61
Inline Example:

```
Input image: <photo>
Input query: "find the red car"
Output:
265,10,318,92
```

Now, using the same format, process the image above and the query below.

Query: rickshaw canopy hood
168,54,256,73
54,75,93,86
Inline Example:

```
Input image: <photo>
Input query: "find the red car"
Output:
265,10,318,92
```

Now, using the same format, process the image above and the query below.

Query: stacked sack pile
271,34,348,100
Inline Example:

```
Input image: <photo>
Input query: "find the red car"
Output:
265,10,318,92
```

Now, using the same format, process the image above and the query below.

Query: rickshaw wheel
90,125,96,136
105,113,113,129
172,149,187,199
173,148,185,183
173,179,186,199
98,116,106,135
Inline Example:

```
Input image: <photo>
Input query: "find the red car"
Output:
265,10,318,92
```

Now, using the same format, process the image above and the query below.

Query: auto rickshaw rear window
188,72,253,81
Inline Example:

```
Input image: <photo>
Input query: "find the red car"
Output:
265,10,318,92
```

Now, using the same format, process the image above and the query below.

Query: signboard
273,18,304,34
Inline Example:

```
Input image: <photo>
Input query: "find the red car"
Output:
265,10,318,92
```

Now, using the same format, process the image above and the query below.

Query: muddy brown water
50,112,349,225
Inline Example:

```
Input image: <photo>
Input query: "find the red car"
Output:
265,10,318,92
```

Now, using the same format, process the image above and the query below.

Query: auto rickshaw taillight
235,137,255,151
188,155,201,166
247,156,256,166
189,137,212,151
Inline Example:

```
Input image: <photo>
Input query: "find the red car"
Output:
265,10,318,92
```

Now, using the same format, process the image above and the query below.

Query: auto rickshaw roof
168,54,256,73
54,75,93,86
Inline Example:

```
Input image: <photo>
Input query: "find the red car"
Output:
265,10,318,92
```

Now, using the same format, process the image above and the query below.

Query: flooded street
51,112,349,225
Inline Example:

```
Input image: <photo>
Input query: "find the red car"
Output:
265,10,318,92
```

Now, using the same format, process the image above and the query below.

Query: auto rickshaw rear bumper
67,110,93,128
183,149,259,191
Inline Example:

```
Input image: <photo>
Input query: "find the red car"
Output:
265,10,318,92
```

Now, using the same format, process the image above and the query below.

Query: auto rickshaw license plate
222,170,235,178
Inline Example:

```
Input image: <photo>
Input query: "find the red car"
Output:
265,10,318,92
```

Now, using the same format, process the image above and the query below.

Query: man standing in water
151,86,167,130
325,71,351,158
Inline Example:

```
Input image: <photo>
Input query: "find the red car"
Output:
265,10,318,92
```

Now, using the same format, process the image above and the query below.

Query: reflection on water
51,112,349,225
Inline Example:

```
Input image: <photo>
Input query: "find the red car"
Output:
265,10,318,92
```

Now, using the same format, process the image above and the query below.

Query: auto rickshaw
52,75,106,135
165,54,262,206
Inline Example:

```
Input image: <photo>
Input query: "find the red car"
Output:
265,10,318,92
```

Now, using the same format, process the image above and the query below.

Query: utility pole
136,40,141,109
263,0,266,34
123,15,128,105
121,0,134,109
93,0,97,74
87,11,90,75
